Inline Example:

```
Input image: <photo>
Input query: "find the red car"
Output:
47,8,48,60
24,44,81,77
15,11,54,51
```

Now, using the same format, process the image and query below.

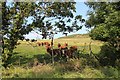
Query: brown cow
37,42,41,46
41,42,44,46
44,42,49,45
64,42,68,47
46,46,62,57
70,46,77,51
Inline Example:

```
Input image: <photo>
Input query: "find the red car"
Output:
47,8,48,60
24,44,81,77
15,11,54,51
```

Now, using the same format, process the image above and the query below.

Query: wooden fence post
51,34,54,64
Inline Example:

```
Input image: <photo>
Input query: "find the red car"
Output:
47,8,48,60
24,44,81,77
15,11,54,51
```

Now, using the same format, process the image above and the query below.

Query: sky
24,2,90,39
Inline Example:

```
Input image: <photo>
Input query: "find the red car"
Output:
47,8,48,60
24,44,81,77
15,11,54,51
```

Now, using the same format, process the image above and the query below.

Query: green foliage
81,66,105,78
86,2,120,41
2,2,36,68
89,24,109,41
32,2,84,34
100,66,119,78
99,43,120,66
85,2,120,66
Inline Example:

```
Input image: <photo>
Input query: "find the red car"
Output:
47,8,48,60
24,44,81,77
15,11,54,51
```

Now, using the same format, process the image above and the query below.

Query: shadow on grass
33,53,52,64
33,53,68,64
10,51,100,66
9,52,53,67
6,52,106,78
9,52,32,66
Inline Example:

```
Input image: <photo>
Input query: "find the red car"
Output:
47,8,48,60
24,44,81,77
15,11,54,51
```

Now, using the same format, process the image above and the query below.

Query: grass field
2,34,119,78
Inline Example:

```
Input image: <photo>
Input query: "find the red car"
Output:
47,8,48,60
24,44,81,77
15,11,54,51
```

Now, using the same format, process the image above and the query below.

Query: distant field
58,34,90,39
15,34,104,56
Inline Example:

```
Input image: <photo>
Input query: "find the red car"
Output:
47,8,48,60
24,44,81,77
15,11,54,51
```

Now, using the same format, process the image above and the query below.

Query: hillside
58,34,90,39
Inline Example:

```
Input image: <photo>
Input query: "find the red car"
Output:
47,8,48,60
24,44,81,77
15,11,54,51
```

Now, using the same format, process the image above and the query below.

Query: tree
32,2,84,38
1,2,36,68
1,1,84,68
85,2,120,66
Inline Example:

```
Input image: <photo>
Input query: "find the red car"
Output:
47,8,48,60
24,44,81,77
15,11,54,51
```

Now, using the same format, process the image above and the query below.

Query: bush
81,66,105,78
99,43,118,66
100,66,118,78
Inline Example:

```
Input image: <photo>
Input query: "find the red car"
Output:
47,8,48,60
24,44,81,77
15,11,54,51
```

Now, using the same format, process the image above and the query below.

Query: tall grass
2,60,118,78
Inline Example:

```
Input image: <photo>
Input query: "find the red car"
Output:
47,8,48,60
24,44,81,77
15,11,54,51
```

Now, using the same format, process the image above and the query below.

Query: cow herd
37,41,78,59
25,39,79,59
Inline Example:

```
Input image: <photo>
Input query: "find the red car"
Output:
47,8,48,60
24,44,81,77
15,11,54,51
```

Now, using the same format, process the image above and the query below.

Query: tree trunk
1,35,4,54
51,37,54,64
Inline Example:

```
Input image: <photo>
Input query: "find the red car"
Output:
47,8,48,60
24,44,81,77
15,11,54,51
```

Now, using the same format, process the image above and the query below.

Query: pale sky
24,2,91,39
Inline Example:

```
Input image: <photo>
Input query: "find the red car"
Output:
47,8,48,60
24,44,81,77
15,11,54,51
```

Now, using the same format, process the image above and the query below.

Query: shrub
81,66,105,78
100,66,118,78
99,43,118,66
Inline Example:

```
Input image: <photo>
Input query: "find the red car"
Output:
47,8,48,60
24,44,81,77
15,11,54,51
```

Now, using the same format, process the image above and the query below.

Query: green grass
2,34,119,78
2,60,118,78
58,34,90,39
10,36,103,66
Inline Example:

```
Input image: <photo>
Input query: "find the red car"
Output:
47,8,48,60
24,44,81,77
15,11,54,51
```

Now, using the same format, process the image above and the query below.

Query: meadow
2,34,119,78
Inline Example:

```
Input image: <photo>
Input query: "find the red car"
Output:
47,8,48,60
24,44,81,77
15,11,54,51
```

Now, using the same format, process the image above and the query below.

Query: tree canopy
85,2,120,42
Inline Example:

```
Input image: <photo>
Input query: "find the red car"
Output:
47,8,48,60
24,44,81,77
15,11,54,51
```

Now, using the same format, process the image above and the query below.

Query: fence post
51,34,54,64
